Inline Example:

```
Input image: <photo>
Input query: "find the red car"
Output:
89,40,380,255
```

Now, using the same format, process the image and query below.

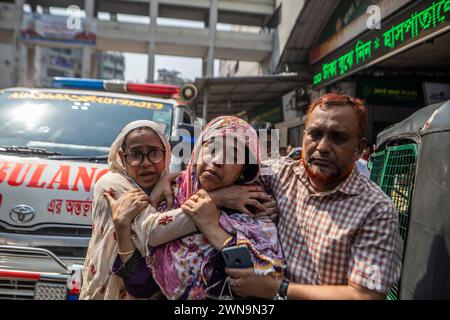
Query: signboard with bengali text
312,0,450,88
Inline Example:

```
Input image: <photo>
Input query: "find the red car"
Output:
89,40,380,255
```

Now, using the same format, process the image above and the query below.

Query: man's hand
225,267,281,299
259,198,279,223
225,268,386,300
210,185,272,215
104,189,148,230
148,171,182,209
181,189,221,232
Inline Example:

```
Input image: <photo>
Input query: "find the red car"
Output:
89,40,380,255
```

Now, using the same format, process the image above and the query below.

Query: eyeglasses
123,149,165,167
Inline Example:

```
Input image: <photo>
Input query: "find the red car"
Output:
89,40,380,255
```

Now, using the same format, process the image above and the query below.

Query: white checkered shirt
261,157,403,293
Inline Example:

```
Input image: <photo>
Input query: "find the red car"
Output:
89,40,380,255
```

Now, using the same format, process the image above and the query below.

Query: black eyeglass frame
123,149,166,167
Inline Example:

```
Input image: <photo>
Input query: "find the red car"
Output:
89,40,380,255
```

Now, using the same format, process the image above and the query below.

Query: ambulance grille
0,226,91,237
0,279,36,300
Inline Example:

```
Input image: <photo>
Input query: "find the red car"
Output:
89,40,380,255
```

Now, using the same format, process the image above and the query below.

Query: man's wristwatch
274,278,289,300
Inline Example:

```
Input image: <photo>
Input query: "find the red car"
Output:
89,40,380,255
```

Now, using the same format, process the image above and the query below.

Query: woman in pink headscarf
110,116,285,299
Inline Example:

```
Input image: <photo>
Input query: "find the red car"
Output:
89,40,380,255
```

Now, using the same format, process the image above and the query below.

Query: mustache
308,156,334,164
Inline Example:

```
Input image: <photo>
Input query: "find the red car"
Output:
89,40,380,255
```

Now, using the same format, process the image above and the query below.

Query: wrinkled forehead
307,105,359,135
203,135,247,150
123,128,163,151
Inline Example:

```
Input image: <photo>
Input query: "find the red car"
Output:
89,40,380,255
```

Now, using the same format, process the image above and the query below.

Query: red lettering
47,165,71,190
27,163,48,188
0,161,11,183
71,167,98,192
95,169,110,184
8,163,32,187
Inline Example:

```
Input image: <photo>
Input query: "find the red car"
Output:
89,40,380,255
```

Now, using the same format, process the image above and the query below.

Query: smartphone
221,245,253,268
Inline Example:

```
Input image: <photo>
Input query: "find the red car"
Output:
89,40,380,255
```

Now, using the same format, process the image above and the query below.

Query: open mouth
139,172,156,182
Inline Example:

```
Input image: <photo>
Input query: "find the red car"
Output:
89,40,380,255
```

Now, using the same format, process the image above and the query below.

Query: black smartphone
221,245,253,268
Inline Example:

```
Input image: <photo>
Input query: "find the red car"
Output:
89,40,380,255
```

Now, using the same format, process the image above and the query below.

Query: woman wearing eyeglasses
79,120,194,299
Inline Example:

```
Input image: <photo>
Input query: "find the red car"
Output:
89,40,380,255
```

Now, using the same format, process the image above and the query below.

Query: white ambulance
0,78,197,299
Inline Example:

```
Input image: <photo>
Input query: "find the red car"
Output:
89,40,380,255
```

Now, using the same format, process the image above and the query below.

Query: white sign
423,82,450,105
21,12,96,46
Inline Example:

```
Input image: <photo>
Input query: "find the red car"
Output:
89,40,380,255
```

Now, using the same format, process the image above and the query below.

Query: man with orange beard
225,93,403,300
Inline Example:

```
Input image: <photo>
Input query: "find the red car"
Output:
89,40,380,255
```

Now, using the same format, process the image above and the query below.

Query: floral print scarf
147,116,285,299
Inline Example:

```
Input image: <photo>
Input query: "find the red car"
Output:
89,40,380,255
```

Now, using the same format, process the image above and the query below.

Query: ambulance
0,78,198,299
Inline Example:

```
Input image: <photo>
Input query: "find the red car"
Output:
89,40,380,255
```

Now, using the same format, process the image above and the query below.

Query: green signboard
248,99,283,124
312,0,450,88
356,77,425,107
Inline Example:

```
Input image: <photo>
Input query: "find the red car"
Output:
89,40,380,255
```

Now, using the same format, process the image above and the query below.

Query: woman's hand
181,189,221,231
210,185,272,215
181,189,233,250
148,172,182,209
104,189,149,230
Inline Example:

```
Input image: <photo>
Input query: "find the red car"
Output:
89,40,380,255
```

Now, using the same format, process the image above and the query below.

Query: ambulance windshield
0,90,173,157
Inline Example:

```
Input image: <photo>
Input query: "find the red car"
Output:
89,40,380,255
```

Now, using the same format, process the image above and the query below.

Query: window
182,111,191,124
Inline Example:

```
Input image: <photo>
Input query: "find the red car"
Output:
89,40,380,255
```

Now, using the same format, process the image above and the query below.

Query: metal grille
34,282,67,300
0,278,36,300
380,145,417,241
386,283,400,301
369,150,386,186
368,144,418,300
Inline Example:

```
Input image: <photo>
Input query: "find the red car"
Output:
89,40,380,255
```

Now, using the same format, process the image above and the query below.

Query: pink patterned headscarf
148,116,284,300
176,116,261,205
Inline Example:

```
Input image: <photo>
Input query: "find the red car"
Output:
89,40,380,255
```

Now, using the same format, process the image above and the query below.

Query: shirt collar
296,161,362,196
335,167,362,196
